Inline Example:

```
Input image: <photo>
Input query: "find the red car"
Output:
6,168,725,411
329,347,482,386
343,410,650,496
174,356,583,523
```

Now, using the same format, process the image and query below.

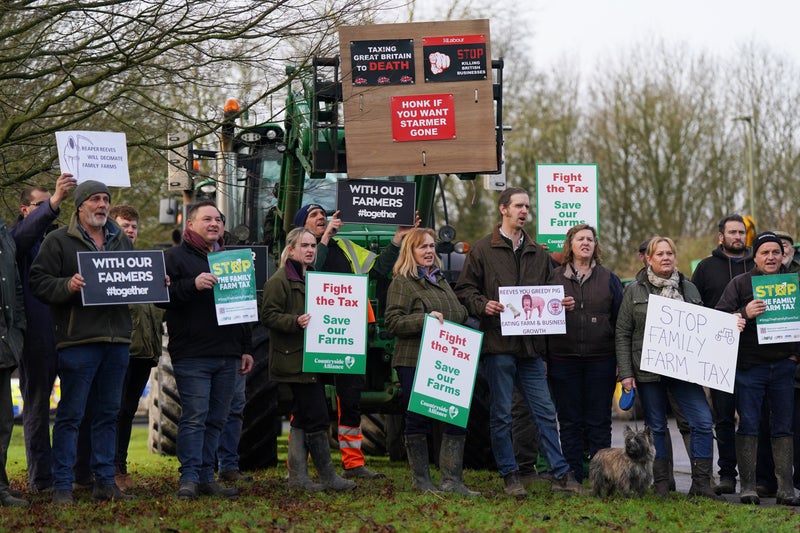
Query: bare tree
0,0,391,187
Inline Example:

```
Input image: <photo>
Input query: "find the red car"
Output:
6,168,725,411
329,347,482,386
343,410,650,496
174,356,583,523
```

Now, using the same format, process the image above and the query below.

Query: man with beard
691,214,754,495
29,180,135,505
454,187,582,497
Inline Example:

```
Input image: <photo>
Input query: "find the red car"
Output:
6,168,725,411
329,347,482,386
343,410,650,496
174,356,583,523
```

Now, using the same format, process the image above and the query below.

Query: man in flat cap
29,180,135,505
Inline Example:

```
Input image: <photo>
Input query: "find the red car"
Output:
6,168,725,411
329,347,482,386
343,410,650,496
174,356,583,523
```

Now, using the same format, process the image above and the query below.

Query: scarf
646,266,683,301
182,227,224,256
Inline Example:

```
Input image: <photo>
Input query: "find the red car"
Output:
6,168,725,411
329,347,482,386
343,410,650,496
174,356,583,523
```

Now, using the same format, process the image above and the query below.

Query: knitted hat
74,180,110,208
293,204,325,228
752,231,784,256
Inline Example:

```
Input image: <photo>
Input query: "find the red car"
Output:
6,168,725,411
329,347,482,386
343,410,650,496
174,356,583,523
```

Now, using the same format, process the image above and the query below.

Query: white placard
55,131,130,186
535,163,599,250
304,271,368,374
408,315,483,428
498,285,566,335
641,294,740,393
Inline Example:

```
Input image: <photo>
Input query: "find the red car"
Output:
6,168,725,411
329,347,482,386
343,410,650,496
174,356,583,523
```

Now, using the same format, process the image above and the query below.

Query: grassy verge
1,425,797,532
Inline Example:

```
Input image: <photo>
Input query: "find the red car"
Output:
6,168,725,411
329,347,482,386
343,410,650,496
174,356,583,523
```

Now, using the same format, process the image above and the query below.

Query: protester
454,187,583,497
10,173,76,493
261,227,354,492
616,236,724,500
385,228,478,495
161,201,253,500
0,216,29,506
29,180,135,504
108,205,165,491
547,224,623,482
691,214,753,494
296,204,417,479
716,231,800,506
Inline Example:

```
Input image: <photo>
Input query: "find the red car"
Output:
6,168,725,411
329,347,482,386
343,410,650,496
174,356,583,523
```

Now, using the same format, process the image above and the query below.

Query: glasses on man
28,201,47,207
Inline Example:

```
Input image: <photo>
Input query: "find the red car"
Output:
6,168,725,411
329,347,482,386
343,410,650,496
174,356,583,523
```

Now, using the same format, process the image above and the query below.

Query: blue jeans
735,359,797,436
483,354,570,478
52,343,129,490
397,366,466,436
217,371,245,473
173,357,237,484
637,378,713,459
548,357,616,481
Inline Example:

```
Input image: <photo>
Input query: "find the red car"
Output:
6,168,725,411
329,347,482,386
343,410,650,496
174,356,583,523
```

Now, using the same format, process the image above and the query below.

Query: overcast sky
410,0,800,71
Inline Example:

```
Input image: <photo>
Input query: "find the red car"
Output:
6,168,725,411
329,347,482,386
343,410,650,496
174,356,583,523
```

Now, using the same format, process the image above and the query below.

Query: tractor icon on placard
715,328,735,345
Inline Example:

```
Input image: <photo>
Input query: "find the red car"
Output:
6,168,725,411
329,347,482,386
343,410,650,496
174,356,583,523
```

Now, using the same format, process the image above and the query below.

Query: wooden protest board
338,20,497,178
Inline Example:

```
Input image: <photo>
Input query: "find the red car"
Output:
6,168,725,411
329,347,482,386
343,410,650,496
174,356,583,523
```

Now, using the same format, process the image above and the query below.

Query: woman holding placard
385,228,478,496
261,227,355,493
547,224,623,483
615,236,721,499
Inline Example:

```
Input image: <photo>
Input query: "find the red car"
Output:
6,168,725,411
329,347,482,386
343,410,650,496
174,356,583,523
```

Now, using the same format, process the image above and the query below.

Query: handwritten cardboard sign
641,294,740,393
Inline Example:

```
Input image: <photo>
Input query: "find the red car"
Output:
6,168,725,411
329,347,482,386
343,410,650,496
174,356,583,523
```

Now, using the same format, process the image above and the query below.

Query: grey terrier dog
589,425,654,497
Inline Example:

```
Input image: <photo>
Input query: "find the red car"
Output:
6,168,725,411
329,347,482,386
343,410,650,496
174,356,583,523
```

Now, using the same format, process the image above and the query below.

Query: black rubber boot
287,428,325,492
652,457,671,497
306,430,356,491
736,434,759,505
688,458,725,500
438,434,480,496
405,434,439,493
772,437,800,506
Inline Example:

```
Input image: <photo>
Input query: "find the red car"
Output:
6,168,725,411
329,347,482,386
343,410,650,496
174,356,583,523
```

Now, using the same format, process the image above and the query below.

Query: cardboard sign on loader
338,19,497,178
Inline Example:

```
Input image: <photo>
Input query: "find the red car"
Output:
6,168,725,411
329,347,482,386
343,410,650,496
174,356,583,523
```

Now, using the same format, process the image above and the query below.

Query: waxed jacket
455,225,551,359
715,267,799,370
29,213,132,350
261,259,316,383
161,240,252,361
0,218,25,369
616,268,702,383
386,269,468,368
129,303,163,362
547,263,623,360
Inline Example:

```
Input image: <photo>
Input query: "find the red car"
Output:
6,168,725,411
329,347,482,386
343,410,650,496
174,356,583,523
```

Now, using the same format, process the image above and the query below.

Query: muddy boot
665,428,676,491
405,434,439,493
736,434,759,505
688,459,725,500
772,437,800,506
287,428,325,492
305,430,356,492
714,476,736,495
438,434,480,496
652,457,671,497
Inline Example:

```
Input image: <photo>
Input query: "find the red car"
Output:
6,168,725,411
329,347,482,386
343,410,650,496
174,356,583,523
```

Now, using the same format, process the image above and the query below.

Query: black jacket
161,241,251,361
691,246,754,309
716,267,799,370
